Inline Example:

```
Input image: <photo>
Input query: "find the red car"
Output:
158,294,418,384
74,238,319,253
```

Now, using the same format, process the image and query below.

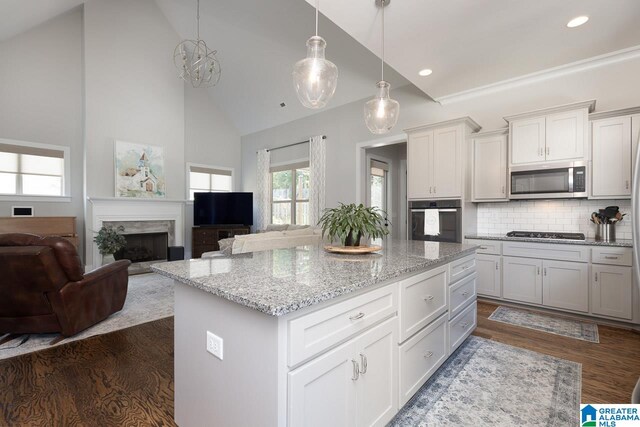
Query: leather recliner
0,233,131,337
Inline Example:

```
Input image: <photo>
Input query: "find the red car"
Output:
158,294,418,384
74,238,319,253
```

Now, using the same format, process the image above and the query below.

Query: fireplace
115,232,168,263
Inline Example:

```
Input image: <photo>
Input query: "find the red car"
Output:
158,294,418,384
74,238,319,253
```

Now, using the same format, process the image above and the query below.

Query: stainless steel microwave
509,161,588,199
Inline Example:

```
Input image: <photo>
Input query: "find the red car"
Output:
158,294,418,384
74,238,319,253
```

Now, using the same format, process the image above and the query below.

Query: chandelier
174,0,221,88
364,0,399,134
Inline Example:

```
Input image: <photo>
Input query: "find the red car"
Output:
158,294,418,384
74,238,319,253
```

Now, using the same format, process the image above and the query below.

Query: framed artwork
114,140,166,198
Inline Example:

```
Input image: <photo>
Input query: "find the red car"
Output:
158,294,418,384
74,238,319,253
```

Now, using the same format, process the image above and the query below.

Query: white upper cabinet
510,117,545,165
545,110,586,161
591,116,632,198
506,100,594,167
406,117,481,200
471,130,508,201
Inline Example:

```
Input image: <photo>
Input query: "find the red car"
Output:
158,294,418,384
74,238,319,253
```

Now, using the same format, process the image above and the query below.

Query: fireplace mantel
87,197,185,271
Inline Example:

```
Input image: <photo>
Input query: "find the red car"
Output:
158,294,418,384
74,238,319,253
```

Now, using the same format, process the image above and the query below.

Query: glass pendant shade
364,81,400,134
293,36,338,109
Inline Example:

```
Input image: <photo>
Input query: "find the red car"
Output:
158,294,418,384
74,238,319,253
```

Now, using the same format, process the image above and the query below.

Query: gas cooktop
506,231,586,240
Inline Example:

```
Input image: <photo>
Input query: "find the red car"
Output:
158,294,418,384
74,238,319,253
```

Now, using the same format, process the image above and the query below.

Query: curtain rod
258,135,326,153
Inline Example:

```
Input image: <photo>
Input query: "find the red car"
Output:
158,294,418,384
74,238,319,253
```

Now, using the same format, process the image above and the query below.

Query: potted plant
318,203,389,247
94,225,127,265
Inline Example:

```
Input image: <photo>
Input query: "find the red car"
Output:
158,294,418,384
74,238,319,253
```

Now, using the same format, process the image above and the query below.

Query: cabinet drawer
449,254,476,283
468,239,501,255
398,314,447,407
448,301,477,354
399,266,448,342
592,247,632,267
449,273,477,319
503,242,589,263
288,285,398,366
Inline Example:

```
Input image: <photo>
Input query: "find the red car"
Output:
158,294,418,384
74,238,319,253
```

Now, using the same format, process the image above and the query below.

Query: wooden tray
324,245,382,254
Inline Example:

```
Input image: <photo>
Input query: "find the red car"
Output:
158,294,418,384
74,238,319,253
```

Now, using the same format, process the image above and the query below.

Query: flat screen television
194,192,253,226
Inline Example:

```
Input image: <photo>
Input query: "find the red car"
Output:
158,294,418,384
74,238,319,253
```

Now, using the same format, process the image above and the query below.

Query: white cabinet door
472,134,507,201
510,117,545,165
591,264,633,320
432,126,462,198
632,115,640,183
591,116,632,198
545,110,586,161
288,341,356,427
355,318,397,427
407,130,433,199
542,260,589,313
502,256,542,304
476,254,501,298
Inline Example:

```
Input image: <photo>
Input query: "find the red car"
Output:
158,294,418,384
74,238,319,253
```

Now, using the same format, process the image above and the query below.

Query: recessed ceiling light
567,16,589,28
418,68,433,77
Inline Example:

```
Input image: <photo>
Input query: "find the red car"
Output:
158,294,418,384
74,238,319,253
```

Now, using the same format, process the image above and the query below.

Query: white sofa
201,226,323,257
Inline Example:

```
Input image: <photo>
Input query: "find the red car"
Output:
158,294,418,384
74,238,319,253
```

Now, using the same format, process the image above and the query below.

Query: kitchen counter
151,239,478,316
466,233,633,248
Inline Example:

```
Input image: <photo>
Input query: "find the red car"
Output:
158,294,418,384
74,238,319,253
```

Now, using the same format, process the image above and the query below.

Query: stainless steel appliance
506,230,585,240
409,200,462,243
509,161,587,199
632,131,640,403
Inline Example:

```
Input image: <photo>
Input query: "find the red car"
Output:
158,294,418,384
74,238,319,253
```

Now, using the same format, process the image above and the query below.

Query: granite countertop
466,233,633,248
151,240,478,316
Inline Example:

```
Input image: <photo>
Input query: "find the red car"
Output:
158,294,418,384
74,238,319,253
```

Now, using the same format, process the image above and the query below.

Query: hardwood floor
1,302,639,425
474,300,640,404
0,318,176,427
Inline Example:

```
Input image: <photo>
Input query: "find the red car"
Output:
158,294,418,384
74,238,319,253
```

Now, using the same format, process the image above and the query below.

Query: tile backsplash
477,199,633,240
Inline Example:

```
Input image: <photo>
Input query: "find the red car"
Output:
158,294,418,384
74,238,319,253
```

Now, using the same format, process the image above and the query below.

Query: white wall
241,57,640,213
0,8,85,256
184,86,242,258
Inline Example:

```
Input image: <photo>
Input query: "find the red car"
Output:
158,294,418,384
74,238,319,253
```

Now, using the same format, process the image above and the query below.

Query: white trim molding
435,45,640,105
503,99,596,122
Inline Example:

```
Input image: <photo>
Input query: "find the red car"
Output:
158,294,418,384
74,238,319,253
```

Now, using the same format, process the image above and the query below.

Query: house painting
115,141,165,198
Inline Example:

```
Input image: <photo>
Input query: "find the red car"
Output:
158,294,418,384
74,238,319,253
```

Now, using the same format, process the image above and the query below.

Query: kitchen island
152,240,478,427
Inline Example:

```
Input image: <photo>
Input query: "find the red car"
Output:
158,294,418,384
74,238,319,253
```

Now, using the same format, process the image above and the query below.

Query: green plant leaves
317,203,390,246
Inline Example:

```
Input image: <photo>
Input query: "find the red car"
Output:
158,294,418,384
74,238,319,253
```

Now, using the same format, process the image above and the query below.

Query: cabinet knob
461,321,470,329
349,312,365,321
461,290,469,296
423,295,434,302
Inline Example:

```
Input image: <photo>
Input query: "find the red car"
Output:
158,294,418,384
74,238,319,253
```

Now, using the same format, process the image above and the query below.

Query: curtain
256,149,271,231
309,135,326,226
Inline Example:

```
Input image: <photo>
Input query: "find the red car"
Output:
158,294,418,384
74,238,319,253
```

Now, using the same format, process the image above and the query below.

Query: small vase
102,253,116,265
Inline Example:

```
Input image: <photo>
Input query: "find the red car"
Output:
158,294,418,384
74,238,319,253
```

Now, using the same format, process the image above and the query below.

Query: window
188,164,233,200
369,159,388,213
0,140,68,197
271,162,310,225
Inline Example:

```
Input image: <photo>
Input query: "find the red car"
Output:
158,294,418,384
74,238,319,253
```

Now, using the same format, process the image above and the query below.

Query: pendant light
292,0,339,109
364,0,399,134
174,0,221,88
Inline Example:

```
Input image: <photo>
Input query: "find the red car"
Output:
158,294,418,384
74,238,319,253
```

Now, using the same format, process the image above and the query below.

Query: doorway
364,142,408,239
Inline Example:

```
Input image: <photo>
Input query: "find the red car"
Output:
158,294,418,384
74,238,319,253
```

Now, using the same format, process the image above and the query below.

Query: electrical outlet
206,331,223,360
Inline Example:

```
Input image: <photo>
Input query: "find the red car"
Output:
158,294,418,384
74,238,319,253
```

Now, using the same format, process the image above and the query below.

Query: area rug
0,273,174,360
488,305,599,343
390,336,581,427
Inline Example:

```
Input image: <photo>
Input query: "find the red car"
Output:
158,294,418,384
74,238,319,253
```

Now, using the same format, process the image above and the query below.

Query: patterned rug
488,306,599,343
390,336,581,427
0,273,174,360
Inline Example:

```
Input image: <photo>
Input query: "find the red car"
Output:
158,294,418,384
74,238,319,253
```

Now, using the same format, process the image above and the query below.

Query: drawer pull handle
604,256,619,260
461,321,470,329
351,360,359,381
461,290,469,296
349,312,365,321
423,295,434,302
423,351,433,359
479,246,488,250
359,353,368,374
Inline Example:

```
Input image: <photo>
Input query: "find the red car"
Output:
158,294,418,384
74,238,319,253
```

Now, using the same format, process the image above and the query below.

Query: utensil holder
595,224,616,242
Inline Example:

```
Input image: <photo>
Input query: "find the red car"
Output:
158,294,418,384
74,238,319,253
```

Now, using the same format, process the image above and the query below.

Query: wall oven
409,200,462,243
509,161,587,199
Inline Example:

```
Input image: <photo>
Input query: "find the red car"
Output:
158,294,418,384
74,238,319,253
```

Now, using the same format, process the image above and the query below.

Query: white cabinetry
591,116,632,198
471,129,508,201
591,265,632,320
542,260,589,313
476,254,501,298
506,100,594,166
503,256,543,304
406,117,481,200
